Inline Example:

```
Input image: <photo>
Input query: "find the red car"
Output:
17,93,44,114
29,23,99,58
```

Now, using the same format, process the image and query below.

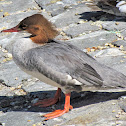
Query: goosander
1,14,126,120
87,0,126,16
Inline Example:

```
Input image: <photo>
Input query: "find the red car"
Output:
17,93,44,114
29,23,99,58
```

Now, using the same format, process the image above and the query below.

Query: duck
87,0,126,16
1,14,126,120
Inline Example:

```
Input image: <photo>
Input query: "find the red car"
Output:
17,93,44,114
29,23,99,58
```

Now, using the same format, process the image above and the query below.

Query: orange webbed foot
43,93,72,120
33,88,61,107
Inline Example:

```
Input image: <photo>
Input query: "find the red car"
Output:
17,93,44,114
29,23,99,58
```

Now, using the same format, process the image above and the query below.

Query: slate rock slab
63,22,100,37
0,111,43,126
0,0,39,15
35,0,82,15
50,3,96,28
0,60,31,87
67,31,117,49
102,21,126,31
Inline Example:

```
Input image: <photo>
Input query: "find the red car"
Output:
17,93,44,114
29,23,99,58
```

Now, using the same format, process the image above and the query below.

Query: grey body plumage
12,37,126,93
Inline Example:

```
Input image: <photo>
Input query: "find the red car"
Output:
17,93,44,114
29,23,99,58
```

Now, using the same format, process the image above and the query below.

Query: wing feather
25,41,103,91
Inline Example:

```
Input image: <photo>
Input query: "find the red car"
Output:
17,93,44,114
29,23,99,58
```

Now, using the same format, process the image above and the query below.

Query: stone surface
0,60,31,87
0,111,43,126
0,0,126,126
63,22,100,37
67,31,117,49
102,21,126,31
113,40,126,47
50,3,95,28
0,0,39,17
35,0,82,15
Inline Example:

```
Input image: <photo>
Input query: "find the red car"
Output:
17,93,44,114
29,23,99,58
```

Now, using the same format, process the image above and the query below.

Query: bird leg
43,93,73,120
33,88,61,107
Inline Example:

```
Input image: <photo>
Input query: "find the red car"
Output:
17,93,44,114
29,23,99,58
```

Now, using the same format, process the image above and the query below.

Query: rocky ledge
0,0,126,126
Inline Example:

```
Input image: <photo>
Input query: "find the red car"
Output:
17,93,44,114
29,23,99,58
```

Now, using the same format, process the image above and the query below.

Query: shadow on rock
0,90,126,113
79,11,126,21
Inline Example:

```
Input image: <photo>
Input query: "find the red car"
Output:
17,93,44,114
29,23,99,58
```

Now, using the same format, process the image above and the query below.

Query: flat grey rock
95,55,126,75
67,31,117,49
63,22,99,37
62,0,80,5
0,0,39,15
43,2,64,13
51,8,65,16
0,60,31,87
22,78,57,93
113,40,126,47
94,48,125,57
102,21,126,31
50,3,95,28
35,0,82,16
0,111,42,126
90,48,126,75
118,97,126,112
35,0,52,6
121,30,126,38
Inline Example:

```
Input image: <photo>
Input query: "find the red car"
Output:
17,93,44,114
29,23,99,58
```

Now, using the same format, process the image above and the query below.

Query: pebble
94,48,125,58
115,121,122,125
13,106,19,109
1,49,8,53
53,118,62,122
17,84,22,89
119,96,126,100
112,110,116,113
32,124,36,126
112,103,116,105
10,102,15,106
4,53,12,59
10,87,16,90
31,98,39,104
1,123,5,126
27,105,31,108
115,114,120,118
3,12,10,17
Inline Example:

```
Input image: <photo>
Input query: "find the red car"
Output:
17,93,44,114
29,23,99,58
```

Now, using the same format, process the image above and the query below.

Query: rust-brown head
2,14,59,44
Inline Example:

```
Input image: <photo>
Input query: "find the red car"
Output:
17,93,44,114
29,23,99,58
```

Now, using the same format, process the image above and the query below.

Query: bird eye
20,23,27,30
